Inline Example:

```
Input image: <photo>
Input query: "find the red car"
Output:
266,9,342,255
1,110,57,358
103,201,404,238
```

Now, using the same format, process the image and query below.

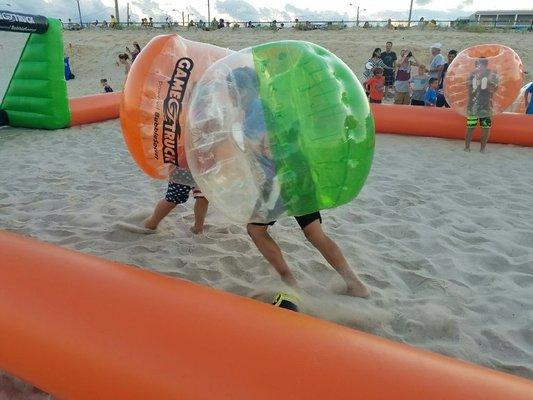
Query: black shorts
251,211,322,230
410,99,425,106
369,98,382,104
384,72,395,86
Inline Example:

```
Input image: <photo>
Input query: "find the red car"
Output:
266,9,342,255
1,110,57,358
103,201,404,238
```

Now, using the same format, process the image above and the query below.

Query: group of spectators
363,41,456,108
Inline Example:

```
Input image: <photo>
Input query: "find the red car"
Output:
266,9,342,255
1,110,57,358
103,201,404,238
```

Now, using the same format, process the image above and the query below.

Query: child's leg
301,219,369,297
144,199,177,230
480,128,490,153
465,117,477,151
247,223,297,286
144,182,190,230
191,197,208,234
479,118,492,153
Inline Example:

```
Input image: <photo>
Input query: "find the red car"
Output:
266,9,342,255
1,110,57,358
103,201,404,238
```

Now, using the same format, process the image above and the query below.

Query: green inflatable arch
0,12,70,129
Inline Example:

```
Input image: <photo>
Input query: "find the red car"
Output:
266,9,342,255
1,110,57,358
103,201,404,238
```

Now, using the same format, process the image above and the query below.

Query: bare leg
247,224,297,286
191,197,209,234
143,199,176,230
464,127,474,152
302,220,369,297
480,127,490,153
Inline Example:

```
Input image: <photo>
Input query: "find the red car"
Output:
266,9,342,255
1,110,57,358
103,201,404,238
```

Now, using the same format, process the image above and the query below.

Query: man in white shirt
429,43,446,80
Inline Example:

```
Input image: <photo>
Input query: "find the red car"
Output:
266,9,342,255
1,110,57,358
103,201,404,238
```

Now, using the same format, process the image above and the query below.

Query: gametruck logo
0,12,36,24
161,57,194,164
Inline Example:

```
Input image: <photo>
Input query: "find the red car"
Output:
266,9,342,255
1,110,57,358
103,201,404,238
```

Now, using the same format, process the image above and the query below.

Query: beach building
469,9,533,28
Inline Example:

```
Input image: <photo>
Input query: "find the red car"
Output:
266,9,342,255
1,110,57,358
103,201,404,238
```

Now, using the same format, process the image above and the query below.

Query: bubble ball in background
444,44,524,118
506,81,532,114
186,40,375,224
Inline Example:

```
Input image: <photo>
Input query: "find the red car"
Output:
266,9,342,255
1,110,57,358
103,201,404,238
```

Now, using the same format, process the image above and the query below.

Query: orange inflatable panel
69,92,122,126
0,231,532,399
372,104,533,147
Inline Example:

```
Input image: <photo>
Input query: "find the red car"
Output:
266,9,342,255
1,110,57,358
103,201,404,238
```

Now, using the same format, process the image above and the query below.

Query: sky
1,0,531,24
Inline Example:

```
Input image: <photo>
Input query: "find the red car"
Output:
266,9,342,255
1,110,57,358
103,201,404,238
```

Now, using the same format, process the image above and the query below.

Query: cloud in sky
3,0,531,22
216,0,261,21
131,0,167,20
284,5,349,21
370,7,471,21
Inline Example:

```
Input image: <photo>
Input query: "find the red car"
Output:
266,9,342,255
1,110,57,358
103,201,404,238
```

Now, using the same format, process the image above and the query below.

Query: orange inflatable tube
0,230,532,399
372,104,533,147
68,92,122,126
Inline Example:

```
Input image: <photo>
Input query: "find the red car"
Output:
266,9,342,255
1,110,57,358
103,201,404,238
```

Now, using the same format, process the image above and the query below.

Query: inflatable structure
507,81,532,114
120,34,232,180
444,44,524,118
0,10,121,129
0,11,69,129
1,230,533,400
186,41,374,223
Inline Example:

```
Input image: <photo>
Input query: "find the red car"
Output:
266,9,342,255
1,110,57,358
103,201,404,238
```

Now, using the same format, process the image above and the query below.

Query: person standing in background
380,41,397,99
437,49,457,107
429,43,446,81
394,49,419,105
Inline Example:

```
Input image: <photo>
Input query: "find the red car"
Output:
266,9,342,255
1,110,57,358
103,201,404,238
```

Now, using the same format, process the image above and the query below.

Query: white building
469,10,533,27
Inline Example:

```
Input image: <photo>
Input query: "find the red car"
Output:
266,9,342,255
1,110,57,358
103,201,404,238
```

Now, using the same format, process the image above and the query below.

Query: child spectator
424,78,439,106
117,53,131,76
410,64,429,106
100,79,113,93
126,42,141,62
525,81,533,115
366,67,386,104
362,48,393,97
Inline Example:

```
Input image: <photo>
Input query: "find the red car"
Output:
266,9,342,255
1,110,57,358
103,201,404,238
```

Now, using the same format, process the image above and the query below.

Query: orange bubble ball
507,82,531,114
444,44,524,118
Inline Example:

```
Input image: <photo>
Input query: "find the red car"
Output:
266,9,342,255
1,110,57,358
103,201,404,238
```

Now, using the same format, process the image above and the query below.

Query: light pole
75,0,83,28
114,0,120,23
349,3,365,27
407,0,414,27
207,0,210,27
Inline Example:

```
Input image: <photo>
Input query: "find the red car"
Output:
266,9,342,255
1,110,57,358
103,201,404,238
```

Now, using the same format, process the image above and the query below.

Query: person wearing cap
429,43,446,81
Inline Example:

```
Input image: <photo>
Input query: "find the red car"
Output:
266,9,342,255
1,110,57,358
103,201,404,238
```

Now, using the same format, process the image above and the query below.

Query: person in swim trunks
464,57,498,153
229,66,369,297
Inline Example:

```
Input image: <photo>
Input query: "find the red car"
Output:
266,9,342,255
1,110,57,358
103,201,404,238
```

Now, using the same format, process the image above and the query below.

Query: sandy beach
1,26,532,397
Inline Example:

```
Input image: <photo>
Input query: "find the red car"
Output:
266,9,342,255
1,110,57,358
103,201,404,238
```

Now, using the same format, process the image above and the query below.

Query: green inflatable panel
1,18,70,129
252,41,375,216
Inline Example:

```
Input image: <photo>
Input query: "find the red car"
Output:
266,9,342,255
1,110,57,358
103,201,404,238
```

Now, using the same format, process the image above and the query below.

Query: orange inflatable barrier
372,104,533,147
69,92,122,126
0,230,532,399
